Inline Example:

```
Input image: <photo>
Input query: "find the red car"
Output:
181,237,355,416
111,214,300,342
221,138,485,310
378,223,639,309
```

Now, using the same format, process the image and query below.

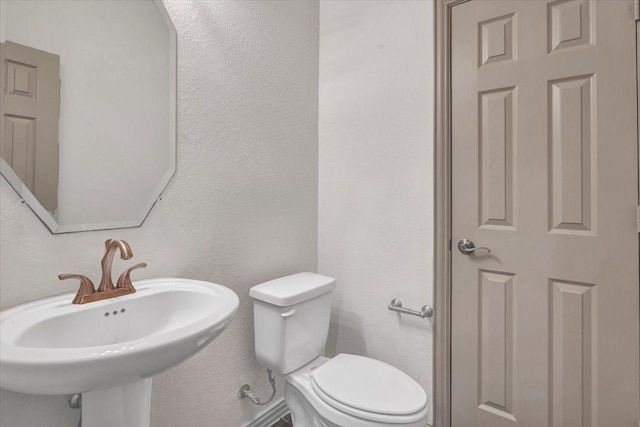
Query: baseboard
241,397,289,427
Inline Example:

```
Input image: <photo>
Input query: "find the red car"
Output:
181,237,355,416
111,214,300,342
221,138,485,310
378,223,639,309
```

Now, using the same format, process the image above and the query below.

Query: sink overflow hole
104,309,126,317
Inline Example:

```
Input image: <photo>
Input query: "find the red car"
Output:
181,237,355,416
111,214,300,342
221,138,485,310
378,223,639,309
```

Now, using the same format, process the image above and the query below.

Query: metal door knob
457,239,491,255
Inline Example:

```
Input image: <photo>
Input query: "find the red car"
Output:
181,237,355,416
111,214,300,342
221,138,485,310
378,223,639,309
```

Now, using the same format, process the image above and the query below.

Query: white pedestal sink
0,278,239,427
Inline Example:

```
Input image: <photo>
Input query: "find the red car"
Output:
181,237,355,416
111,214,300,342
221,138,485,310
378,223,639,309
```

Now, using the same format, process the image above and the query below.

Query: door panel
549,74,593,233
451,1,639,426
0,41,60,212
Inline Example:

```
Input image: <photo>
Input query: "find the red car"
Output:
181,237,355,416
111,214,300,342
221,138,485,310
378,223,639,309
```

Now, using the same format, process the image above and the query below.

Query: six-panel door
451,1,640,426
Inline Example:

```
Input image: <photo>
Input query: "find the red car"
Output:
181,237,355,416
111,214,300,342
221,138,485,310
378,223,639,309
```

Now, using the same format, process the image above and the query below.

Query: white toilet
250,272,429,427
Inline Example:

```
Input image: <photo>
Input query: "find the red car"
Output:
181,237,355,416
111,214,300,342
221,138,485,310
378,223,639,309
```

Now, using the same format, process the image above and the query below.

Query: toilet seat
310,354,427,423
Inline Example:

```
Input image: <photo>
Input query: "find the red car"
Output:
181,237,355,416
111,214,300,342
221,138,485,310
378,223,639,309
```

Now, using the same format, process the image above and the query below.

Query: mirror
0,0,176,234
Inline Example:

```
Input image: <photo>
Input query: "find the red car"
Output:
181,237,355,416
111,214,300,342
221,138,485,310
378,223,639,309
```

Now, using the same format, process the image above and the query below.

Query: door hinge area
635,0,640,21
637,206,640,233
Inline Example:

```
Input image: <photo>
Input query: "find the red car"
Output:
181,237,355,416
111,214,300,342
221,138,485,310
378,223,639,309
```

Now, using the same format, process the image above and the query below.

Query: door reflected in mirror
0,0,176,233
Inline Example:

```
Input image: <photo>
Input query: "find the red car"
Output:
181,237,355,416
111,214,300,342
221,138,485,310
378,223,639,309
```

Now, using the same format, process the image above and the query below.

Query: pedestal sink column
82,379,152,427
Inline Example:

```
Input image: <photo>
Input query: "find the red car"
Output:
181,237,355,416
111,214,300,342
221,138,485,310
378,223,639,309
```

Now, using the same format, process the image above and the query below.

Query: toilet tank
250,272,336,375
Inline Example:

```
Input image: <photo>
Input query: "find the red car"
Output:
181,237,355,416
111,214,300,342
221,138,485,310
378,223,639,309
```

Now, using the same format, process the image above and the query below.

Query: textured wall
318,1,434,424
0,1,319,426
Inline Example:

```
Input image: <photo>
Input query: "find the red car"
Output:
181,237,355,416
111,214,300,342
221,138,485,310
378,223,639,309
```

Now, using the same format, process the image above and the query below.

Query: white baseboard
241,397,289,427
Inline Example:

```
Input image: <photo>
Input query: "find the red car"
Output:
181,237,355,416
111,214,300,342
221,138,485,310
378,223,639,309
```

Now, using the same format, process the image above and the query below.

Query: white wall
0,1,319,425
318,1,434,424
1,0,171,226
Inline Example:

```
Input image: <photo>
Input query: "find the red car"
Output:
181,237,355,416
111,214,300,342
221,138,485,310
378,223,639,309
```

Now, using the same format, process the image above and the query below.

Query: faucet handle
116,263,147,291
59,274,96,305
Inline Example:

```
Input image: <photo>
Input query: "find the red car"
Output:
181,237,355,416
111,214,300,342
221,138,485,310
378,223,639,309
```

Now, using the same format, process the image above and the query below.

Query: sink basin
0,278,239,426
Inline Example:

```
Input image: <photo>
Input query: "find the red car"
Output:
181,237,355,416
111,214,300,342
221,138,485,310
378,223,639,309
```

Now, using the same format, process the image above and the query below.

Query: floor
270,413,292,427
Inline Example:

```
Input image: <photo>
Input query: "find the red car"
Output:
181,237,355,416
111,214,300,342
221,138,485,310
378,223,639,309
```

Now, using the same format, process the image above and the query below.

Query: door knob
457,239,491,255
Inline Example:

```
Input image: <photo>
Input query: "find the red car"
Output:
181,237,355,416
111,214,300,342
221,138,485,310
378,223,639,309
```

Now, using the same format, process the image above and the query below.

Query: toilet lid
310,354,427,416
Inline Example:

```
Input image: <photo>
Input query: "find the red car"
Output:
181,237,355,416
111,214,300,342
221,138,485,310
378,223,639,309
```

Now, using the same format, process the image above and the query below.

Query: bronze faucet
59,239,147,304
97,239,133,292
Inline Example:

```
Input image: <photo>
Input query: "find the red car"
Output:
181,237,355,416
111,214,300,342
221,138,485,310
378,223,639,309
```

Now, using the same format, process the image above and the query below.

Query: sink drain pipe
67,394,82,427
238,369,276,406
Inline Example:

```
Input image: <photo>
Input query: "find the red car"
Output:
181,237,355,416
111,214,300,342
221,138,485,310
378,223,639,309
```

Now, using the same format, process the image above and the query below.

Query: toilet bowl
250,273,429,427
285,356,428,427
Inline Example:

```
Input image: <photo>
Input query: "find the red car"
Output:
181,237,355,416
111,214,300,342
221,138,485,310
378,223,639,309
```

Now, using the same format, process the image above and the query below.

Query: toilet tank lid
250,272,336,306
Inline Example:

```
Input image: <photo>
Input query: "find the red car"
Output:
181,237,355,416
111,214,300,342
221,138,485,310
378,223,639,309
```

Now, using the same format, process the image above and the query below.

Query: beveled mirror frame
0,0,177,234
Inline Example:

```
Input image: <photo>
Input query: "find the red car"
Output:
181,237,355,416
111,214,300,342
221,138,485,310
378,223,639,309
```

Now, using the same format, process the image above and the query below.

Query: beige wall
0,1,319,426
318,1,434,424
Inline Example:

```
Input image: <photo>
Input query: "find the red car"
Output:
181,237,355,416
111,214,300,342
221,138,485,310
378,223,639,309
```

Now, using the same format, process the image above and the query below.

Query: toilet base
285,382,332,427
